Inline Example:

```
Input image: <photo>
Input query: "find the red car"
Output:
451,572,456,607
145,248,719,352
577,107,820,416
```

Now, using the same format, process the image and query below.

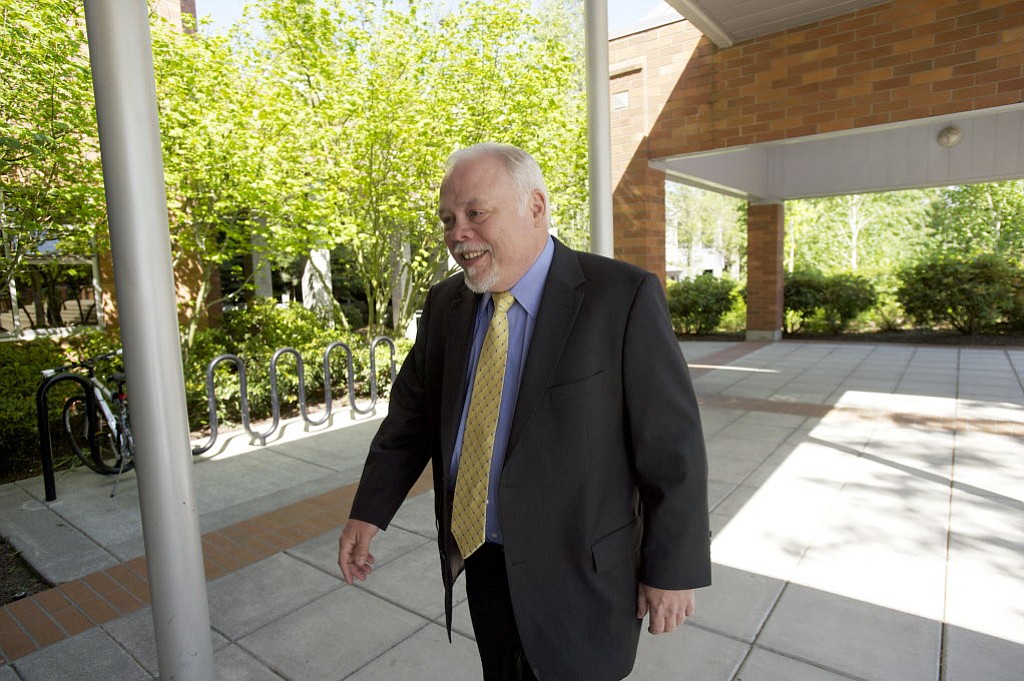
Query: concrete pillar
745,202,784,341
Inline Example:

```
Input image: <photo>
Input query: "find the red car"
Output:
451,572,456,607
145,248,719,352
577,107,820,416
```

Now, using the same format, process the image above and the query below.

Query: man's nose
448,215,474,240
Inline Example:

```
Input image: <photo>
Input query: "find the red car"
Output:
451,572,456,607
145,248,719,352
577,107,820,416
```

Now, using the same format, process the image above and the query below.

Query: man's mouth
454,244,491,266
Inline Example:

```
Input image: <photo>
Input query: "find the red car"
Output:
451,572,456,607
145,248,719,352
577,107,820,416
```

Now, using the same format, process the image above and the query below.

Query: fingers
337,519,379,585
637,585,695,635
635,586,650,620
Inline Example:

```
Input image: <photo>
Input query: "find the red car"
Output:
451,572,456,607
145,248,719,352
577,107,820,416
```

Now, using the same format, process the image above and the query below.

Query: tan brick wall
746,203,785,337
632,0,1024,159
608,0,1023,325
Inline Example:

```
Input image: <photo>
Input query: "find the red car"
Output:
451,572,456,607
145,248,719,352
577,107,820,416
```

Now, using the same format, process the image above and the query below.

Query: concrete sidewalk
1,340,1022,680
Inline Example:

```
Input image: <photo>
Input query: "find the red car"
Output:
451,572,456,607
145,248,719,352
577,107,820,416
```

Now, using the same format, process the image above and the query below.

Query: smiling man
338,143,710,681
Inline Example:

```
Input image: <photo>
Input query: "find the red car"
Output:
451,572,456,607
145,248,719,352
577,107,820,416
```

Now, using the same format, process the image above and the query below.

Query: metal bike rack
190,337,398,456
35,373,98,501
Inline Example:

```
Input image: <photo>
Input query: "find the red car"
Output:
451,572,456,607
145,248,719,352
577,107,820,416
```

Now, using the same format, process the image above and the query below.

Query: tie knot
492,291,515,315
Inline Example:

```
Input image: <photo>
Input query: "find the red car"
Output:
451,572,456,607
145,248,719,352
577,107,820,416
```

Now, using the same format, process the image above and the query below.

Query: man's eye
469,211,486,221
440,217,454,230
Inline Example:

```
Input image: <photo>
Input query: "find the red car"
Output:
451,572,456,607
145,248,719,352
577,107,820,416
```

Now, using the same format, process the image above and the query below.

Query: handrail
190,337,398,456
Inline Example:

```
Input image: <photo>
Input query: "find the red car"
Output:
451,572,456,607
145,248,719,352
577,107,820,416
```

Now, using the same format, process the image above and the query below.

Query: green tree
785,191,932,276
151,12,292,366
249,0,587,334
926,181,1024,263
0,0,104,304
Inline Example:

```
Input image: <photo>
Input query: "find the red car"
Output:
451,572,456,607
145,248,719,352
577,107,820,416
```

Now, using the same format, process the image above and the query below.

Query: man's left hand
636,583,695,634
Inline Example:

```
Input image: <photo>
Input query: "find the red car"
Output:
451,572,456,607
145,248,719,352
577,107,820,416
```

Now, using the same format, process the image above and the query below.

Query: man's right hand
338,519,380,584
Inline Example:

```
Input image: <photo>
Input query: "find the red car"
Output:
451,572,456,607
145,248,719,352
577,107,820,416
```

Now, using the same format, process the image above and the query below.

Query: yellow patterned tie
452,291,515,558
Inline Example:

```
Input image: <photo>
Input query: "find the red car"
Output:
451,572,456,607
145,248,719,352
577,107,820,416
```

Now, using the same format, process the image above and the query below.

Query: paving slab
101,606,230,677
12,628,151,681
757,584,941,681
944,490,1024,643
942,625,1024,681
736,647,858,681
0,666,19,681
213,644,284,680
237,587,427,681
627,623,747,680
207,552,344,639
388,489,441,538
346,622,481,680
287,525,431,577
355,543,468,622
688,563,784,643
0,482,118,584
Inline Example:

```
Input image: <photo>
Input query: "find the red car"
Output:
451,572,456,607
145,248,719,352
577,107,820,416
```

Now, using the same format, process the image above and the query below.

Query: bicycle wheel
62,396,134,475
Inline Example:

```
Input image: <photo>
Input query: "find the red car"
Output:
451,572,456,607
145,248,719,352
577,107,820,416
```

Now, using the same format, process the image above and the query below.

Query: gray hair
444,143,549,222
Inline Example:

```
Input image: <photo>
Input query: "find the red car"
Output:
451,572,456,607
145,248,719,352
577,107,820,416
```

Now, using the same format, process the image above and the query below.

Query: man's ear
530,189,548,228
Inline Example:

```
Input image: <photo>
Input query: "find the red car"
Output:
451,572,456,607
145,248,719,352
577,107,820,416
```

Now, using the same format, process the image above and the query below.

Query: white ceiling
632,2,1024,200
651,104,1024,202
663,0,889,48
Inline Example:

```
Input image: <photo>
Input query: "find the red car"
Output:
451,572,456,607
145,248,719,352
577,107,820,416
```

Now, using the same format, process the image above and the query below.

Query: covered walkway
2,340,1022,680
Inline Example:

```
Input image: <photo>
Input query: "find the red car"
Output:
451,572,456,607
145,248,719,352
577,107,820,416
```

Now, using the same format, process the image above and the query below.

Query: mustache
452,243,492,256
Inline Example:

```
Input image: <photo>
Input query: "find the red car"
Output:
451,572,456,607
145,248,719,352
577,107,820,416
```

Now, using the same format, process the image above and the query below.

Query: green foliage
666,184,746,278
896,254,1022,334
0,338,70,477
861,276,906,332
717,295,747,333
785,191,933,277
0,307,412,471
819,273,877,334
1,0,105,296
667,274,737,335
783,269,826,333
784,269,876,334
186,300,411,430
926,181,1024,263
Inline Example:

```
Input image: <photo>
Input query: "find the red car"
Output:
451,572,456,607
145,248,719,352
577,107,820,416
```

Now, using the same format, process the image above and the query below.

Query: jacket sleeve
623,274,711,590
348,290,435,530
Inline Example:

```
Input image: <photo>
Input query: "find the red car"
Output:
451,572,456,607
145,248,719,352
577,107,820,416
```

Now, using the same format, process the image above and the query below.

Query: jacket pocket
548,370,604,403
591,518,639,573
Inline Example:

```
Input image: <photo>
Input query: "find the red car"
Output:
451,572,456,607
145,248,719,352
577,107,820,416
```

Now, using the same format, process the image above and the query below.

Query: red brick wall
639,0,1024,159
608,0,1023,323
746,204,785,337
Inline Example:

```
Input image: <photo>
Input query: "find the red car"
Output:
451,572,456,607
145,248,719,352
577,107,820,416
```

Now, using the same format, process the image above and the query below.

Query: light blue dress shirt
450,236,554,545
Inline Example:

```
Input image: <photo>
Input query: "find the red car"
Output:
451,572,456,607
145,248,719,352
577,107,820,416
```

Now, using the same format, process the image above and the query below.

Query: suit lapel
506,241,585,457
440,284,480,480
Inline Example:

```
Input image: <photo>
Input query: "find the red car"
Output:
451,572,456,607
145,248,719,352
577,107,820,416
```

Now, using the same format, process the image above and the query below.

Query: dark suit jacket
350,239,711,680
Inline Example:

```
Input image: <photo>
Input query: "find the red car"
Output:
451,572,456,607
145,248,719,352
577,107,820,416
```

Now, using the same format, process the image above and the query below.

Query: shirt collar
508,236,553,320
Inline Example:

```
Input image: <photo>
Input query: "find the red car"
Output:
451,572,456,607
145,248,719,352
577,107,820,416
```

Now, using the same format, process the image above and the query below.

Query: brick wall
638,0,1024,159
608,0,1023,324
746,203,785,339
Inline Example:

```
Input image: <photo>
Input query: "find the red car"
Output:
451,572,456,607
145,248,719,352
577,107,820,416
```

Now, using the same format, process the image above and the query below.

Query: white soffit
664,0,889,48
650,104,1024,202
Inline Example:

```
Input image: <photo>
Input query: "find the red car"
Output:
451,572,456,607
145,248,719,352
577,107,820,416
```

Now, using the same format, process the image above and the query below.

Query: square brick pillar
746,202,784,341
613,154,666,284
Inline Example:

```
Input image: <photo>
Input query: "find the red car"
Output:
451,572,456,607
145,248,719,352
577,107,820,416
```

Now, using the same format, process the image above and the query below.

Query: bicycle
42,350,135,485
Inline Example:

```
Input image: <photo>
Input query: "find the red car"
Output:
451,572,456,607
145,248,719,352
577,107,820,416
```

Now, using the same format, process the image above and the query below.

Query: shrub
783,269,826,333
667,274,737,335
819,273,877,334
785,270,877,334
1,303,413,476
897,254,1021,334
0,338,75,480
186,301,411,430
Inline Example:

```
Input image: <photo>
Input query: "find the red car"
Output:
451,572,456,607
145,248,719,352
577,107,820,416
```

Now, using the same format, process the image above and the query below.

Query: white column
82,1,215,678
585,0,614,257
